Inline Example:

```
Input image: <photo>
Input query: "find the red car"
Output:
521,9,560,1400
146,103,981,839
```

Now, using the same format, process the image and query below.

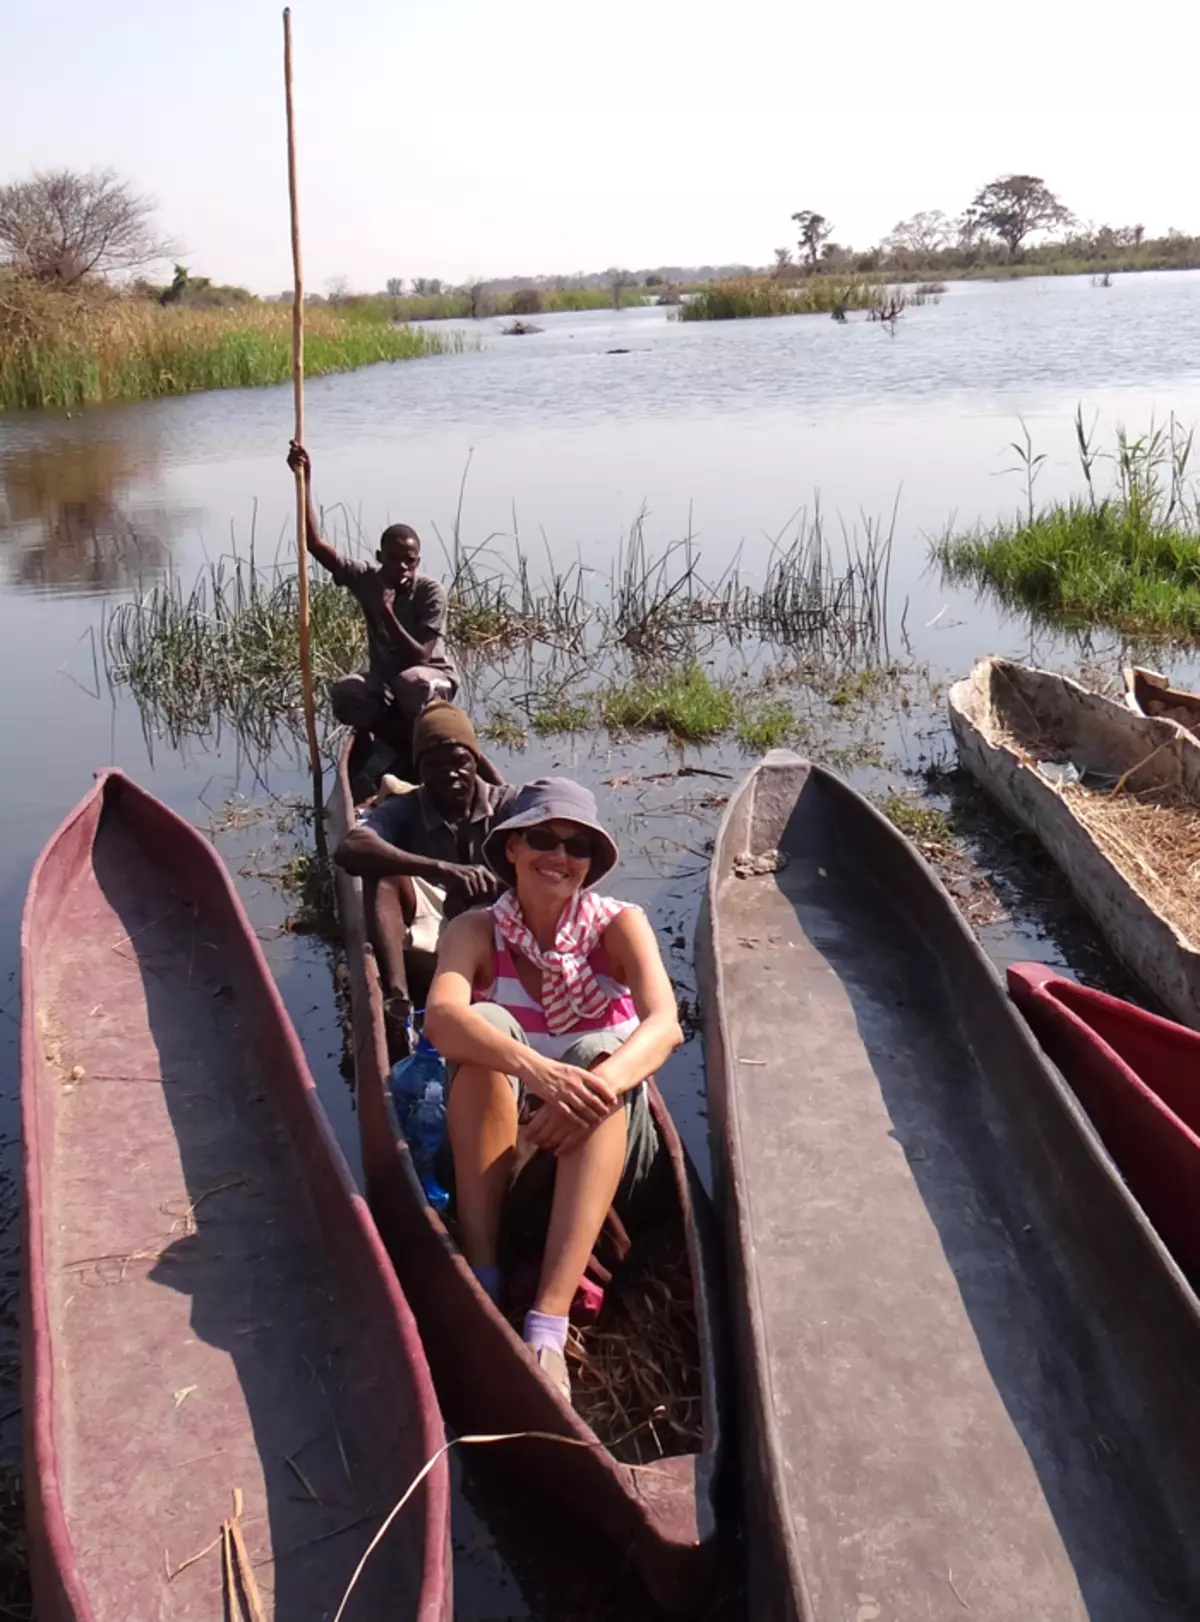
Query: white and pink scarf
492,889,626,1035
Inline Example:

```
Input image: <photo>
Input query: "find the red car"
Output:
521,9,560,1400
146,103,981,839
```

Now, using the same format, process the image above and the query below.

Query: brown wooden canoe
21,770,451,1622
329,735,725,1614
1123,664,1200,731
697,750,1200,1622
950,655,1200,1027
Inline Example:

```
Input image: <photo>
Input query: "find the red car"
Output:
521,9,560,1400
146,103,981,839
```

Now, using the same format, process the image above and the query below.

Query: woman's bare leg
448,1065,519,1270
534,1107,627,1316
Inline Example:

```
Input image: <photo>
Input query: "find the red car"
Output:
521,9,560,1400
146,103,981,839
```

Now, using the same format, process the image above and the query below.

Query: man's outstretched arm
286,442,347,576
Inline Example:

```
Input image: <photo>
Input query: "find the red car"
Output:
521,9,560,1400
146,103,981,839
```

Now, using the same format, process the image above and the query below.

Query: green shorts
447,1002,662,1221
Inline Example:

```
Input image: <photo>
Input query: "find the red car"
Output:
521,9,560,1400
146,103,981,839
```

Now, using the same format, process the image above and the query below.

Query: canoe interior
949,656,1200,1029
23,775,442,1622
331,736,724,1611
1124,665,1200,730
1008,963,1200,1283
702,753,1200,1622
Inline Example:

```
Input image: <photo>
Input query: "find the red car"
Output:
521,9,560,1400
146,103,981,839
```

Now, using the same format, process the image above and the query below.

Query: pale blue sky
4,0,1197,294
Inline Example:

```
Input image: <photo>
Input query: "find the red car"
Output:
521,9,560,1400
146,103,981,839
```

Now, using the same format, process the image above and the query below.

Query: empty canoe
1123,665,1200,732
329,734,726,1614
21,770,450,1622
950,654,1200,1028
1009,961,1200,1280
698,749,1200,1622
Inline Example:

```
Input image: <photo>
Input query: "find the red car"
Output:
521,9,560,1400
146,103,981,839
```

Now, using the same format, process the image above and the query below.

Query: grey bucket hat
483,777,619,890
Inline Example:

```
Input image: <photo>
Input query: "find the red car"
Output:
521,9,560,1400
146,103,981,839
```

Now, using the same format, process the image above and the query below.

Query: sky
3,0,1198,295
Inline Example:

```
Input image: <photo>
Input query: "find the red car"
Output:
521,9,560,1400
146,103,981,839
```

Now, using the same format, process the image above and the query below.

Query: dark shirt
327,555,456,685
364,779,518,867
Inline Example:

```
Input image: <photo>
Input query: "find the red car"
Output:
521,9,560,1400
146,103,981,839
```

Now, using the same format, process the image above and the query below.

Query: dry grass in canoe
1057,780,1200,947
567,1227,703,1467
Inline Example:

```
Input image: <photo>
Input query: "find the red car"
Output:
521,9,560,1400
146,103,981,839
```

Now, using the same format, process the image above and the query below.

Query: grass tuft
735,697,799,753
936,413,1200,636
601,663,734,741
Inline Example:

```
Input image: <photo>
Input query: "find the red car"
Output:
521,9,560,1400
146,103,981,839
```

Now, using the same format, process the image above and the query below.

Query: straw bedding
987,699,1200,948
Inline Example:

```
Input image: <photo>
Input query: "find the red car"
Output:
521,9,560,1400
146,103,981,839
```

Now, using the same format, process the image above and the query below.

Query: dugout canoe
21,770,450,1622
329,733,725,1614
697,749,1200,1622
1009,961,1200,1281
950,655,1200,1028
1123,664,1200,731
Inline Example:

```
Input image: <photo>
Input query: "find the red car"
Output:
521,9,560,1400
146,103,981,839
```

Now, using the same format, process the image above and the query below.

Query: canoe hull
949,656,1200,1028
1123,665,1200,731
699,750,1200,1621
1008,962,1200,1281
329,740,725,1614
21,772,451,1622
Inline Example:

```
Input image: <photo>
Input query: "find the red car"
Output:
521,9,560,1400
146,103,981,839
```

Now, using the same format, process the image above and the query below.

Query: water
4,270,1200,1613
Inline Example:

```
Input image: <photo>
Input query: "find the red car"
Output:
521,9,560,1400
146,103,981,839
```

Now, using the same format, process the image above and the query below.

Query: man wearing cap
334,700,518,1037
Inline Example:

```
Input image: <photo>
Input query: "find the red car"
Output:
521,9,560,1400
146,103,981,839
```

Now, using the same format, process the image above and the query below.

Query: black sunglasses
521,827,594,860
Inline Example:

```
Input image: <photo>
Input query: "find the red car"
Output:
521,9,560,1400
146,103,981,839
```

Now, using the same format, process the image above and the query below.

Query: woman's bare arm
425,914,617,1126
588,906,684,1095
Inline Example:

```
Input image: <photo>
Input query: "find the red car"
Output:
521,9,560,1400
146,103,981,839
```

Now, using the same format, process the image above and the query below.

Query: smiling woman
424,776,684,1405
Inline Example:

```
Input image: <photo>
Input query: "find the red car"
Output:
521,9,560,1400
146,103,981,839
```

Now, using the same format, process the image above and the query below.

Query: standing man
286,442,459,754
335,700,518,1047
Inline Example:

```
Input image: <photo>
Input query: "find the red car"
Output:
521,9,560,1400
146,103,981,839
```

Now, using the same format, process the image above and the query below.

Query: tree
791,211,832,268
884,209,952,259
325,274,350,304
0,167,172,286
607,267,634,308
772,246,793,277
963,175,1072,260
386,277,405,297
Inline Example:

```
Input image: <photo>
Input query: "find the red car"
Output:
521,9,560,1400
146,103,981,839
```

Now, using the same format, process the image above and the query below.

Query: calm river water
4,269,1200,1615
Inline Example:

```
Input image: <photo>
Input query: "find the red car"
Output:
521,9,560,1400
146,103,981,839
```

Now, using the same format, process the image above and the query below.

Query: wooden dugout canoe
697,749,1200,1622
329,735,725,1614
1123,664,1200,731
1009,961,1200,1282
950,655,1200,1028
21,770,451,1622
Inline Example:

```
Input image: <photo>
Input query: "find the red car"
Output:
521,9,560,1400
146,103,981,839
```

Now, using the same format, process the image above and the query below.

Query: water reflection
0,435,177,595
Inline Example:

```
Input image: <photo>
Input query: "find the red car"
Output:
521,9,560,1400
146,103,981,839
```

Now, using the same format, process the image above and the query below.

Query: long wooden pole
284,6,325,837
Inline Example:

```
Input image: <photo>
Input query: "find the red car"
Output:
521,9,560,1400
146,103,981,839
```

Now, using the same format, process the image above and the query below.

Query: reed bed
0,281,461,410
679,276,900,321
103,509,892,756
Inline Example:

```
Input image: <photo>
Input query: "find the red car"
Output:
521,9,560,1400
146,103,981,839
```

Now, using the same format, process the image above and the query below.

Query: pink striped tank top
476,921,641,1060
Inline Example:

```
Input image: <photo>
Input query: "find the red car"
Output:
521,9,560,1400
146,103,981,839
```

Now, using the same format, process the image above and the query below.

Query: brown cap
412,699,479,765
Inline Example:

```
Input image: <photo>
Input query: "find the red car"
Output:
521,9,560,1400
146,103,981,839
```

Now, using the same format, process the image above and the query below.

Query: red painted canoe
1008,962,1200,1280
329,736,725,1614
21,770,451,1622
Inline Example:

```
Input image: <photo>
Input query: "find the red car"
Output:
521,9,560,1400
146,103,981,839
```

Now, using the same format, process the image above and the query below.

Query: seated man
335,700,517,1039
286,441,458,757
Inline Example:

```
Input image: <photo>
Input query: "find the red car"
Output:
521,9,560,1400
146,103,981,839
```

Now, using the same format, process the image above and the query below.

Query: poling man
286,442,459,756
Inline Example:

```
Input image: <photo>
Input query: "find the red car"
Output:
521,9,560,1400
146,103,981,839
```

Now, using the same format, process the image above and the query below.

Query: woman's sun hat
483,777,619,890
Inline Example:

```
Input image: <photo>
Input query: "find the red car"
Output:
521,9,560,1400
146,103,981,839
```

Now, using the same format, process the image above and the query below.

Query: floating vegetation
936,412,1200,637
600,663,735,743
680,276,889,321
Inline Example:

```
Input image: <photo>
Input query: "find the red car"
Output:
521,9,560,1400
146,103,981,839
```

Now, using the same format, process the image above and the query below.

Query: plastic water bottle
410,1081,450,1212
388,1035,449,1210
